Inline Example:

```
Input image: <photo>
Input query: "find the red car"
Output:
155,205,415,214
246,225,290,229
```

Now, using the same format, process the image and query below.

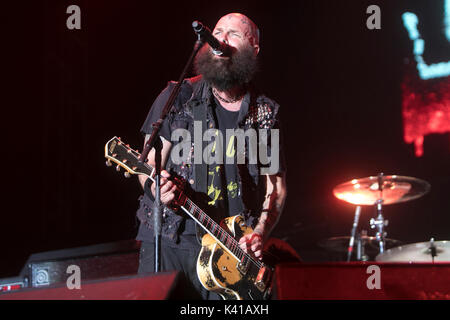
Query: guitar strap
192,102,208,245
192,102,208,194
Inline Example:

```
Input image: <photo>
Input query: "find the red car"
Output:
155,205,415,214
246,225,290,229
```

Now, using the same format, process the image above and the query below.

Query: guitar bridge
237,258,250,275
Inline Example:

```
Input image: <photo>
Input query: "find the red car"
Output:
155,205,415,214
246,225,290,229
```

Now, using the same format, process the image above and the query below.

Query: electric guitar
104,136,300,300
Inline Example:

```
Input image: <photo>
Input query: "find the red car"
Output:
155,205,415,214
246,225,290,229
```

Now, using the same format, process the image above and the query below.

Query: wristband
143,178,155,201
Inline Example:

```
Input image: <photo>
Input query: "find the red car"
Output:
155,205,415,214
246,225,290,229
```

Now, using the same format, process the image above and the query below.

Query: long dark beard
194,44,259,91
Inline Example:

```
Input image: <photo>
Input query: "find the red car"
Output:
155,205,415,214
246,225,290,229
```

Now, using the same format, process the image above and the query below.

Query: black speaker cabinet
0,271,184,300
20,239,140,288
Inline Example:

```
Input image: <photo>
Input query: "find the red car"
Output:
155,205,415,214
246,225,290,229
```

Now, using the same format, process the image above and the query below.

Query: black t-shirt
206,98,244,219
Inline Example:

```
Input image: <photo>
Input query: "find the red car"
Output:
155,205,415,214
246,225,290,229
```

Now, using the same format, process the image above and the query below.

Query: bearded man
135,13,287,300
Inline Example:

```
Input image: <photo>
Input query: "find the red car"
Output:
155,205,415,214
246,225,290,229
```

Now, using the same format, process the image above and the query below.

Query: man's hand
237,173,287,261
151,170,177,205
238,232,263,260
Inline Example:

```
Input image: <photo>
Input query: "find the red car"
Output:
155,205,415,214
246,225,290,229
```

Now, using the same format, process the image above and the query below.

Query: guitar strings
186,198,264,269
140,155,264,269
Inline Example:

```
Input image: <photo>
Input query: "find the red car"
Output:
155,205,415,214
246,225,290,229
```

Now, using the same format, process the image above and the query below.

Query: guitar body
196,215,268,300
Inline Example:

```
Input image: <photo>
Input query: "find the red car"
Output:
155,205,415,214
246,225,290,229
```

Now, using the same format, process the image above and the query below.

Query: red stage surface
275,262,450,300
0,272,180,300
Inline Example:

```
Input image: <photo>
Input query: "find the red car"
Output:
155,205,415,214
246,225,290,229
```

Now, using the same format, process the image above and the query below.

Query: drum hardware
355,230,370,261
331,173,430,258
375,239,450,263
429,238,437,263
369,200,389,254
318,233,401,261
346,206,361,262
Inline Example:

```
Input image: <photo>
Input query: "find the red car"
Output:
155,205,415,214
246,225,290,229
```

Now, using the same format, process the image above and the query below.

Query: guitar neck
139,160,245,260
178,195,247,260
152,173,256,266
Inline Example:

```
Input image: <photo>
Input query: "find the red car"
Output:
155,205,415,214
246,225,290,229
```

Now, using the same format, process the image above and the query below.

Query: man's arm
253,172,287,238
238,172,287,259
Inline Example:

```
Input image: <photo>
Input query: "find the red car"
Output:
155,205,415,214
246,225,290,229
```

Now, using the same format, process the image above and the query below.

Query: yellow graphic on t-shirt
227,181,239,199
226,135,236,158
210,130,235,159
206,132,237,206
207,166,222,206
211,130,218,154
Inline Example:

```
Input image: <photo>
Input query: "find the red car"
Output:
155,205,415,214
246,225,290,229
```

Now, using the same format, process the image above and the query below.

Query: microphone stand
138,33,204,273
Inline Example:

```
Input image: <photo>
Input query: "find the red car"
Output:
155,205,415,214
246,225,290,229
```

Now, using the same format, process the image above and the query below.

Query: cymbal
333,175,430,205
376,240,450,262
318,236,402,255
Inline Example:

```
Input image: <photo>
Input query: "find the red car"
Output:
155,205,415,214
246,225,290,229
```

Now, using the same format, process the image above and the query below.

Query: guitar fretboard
180,197,251,262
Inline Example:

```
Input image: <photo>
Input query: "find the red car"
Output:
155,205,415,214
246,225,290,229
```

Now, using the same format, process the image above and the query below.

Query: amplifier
0,271,184,300
19,239,140,288
0,276,28,293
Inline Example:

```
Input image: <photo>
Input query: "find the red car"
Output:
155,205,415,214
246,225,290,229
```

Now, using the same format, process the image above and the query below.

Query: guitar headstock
104,137,154,179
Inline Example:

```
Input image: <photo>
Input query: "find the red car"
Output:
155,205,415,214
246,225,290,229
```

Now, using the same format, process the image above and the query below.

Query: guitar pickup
255,266,272,292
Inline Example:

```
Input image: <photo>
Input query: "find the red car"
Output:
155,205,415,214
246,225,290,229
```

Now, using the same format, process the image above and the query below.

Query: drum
375,240,450,263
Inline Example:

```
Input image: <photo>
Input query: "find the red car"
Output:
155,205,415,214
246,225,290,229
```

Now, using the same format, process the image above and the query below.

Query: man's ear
254,44,260,55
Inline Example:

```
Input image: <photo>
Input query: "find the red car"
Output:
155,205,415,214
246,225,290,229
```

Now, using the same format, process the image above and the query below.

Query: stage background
1,0,449,277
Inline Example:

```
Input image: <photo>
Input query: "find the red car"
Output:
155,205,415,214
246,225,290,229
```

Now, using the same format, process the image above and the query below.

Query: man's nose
216,34,229,44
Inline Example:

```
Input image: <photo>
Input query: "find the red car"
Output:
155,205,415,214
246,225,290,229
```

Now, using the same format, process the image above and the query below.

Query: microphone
192,21,232,56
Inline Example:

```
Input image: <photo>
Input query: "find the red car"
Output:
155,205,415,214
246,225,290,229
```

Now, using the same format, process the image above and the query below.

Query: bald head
218,13,260,46
213,13,260,55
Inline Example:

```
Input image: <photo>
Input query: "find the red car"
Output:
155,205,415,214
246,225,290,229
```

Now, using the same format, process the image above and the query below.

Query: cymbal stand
370,173,389,254
429,237,437,263
356,230,369,261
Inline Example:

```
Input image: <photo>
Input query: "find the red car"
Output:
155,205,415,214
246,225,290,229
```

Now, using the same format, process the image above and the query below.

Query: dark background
1,0,449,277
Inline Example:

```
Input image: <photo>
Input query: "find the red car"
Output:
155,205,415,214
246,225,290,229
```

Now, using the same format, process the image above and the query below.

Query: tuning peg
106,160,112,167
116,165,121,172
124,172,131,178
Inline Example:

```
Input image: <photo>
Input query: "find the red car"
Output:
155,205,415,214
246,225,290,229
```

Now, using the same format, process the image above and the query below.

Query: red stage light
402,75,450,157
